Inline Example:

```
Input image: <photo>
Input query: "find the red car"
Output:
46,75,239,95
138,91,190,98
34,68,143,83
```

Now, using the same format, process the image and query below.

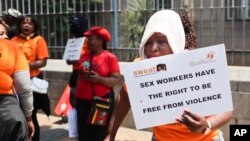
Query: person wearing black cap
75,26,121,141
2,8,22,39
66,16,89,107
65,16,89,139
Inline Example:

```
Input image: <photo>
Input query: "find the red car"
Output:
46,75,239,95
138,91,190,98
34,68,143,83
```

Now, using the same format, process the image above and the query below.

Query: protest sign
121,44,233,129
63,37,85,60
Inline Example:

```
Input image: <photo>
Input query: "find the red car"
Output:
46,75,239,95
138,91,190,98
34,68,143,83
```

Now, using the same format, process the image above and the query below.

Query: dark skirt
0,94,28,141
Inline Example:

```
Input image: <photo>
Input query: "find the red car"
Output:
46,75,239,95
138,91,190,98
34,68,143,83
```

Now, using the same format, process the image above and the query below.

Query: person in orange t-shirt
105,10,232,141
11,16,49,141
0,39,34,140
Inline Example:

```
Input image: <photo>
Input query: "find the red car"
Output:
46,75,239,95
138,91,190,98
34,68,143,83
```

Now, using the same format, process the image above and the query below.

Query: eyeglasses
145,39,169,49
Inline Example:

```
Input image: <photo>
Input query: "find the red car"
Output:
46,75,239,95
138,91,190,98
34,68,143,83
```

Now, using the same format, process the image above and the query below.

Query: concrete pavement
38,113,153,141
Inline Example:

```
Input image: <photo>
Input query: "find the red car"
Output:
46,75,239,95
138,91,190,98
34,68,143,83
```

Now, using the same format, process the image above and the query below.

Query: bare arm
13,70,35,138
66,59,78,65
29,58,47,70
176,109,233,133
84,71,121,88
206,111,233,130
104,86,131,141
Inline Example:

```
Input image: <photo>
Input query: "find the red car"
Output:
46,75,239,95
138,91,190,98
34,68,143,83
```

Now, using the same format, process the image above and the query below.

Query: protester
66,15,89,107
75,26,121,141
105,10,232,141
65,16,89,139
11,16,50,141
2,8,22,39
0,39,34,140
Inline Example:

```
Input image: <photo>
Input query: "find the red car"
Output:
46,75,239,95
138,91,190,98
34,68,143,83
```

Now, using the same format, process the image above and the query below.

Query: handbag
87,95,111,126
31,77,49,94
86,53,112,126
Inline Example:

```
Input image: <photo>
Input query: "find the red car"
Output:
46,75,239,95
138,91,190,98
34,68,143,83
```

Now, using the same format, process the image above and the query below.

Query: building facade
1,0,249,65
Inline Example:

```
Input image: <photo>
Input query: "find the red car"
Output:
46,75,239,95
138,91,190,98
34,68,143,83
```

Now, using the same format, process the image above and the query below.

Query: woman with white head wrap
105,10,232,141
139,10,185,59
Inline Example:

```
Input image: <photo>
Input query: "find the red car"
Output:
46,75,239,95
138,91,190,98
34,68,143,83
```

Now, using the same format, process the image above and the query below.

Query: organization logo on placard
133,63,167,77
189,51,215,66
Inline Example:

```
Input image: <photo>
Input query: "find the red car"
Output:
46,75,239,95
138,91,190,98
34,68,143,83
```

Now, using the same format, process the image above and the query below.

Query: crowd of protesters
0,8,232,141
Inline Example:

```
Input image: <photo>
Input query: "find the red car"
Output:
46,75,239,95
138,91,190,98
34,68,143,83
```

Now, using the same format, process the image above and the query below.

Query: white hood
139,10,185,59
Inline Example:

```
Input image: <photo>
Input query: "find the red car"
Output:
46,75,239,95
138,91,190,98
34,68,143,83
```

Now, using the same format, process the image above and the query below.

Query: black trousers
76,91,114,141
0,95,28,141
31,73,51,141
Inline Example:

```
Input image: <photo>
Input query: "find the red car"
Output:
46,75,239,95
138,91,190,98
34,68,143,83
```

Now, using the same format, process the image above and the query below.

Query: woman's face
0,24,7,38
20,17,35,36
87,35,102,52
144,32,173,58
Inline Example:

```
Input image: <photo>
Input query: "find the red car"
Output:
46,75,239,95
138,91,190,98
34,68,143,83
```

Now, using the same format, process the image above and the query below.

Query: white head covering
139,10,185,59
3,8,22,18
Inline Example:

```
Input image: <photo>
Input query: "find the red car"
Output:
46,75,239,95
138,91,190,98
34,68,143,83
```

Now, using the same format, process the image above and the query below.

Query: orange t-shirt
11,35,49,77
153,123,218,141
0,39,29,94
123,58,218,141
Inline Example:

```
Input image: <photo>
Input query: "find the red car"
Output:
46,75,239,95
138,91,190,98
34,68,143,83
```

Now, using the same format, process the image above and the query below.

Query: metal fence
1,0,250,65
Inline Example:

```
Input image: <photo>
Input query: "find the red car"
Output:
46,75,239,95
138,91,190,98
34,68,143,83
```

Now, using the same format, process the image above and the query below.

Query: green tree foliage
120,0,153,48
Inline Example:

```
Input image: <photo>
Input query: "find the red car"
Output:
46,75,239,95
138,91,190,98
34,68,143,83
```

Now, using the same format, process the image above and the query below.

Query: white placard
63,37,85,60
121,44,233,129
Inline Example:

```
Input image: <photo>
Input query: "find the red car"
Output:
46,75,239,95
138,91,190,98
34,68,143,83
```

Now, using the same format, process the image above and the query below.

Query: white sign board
63,37,85,60
121,44,233,129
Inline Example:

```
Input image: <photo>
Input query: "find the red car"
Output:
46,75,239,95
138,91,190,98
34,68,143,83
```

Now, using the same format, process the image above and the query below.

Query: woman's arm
13,70,35,138
104,86,131,141
176,109,233,133
85,71,121,88
29,58,47,69
206,111,233,130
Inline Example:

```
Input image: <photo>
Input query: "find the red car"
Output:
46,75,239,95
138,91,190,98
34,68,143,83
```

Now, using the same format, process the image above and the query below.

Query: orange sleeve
15,47,29,71
36,36,49,59
0,40,29,94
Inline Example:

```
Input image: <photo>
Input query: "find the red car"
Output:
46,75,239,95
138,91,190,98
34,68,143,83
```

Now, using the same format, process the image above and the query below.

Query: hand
82,70,93,75
87,71,100,83
66,59,71,65
81,70,100,83
26,118,35,139
66,59,77,65
176,109,207,133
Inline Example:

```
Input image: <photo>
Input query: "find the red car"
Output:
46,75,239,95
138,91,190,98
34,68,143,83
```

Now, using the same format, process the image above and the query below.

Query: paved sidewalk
38,113,153,141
